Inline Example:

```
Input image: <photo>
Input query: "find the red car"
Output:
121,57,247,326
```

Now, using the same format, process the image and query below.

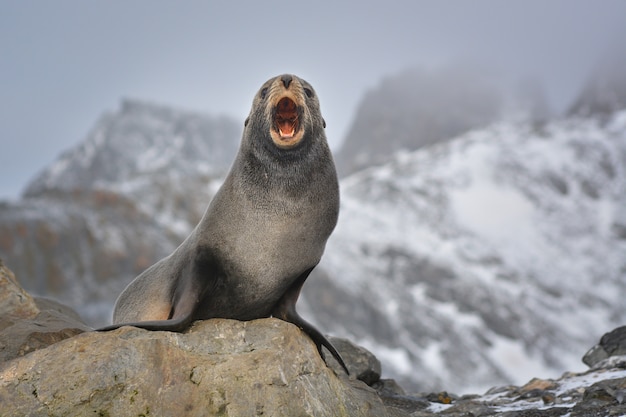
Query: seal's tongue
276,97,298,139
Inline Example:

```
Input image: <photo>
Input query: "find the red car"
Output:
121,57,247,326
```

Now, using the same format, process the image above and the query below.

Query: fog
2,0,625,199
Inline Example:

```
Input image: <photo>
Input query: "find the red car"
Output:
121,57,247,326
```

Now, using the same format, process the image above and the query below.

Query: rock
0,260,90,362
328,336,382,385
582,344,608,367
519,378,558,393
583,326,626,368
377,336,626,416
572,378,626,415
0,258,39,319
0,317,390,416
373,378,407,397
0,261,394,416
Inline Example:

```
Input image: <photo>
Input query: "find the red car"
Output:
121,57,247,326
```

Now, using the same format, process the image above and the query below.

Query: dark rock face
328,336,382,385
583,326,626,368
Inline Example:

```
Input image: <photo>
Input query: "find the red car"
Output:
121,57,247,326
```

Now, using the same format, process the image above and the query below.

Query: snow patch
451,181,536,246
358,339,414,376
488,335,554,386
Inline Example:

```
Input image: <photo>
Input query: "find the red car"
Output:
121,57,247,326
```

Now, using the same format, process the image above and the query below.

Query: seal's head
245,74,326,151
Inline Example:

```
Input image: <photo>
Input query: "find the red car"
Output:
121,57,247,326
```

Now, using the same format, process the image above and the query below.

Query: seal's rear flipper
272,268,350,375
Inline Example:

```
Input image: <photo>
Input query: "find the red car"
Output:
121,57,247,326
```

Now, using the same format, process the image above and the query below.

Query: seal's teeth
279,126,295,138
277,119,297,138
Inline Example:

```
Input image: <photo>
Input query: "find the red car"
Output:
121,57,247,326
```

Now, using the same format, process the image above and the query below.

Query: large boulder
0,318,390,417
0,261,391,417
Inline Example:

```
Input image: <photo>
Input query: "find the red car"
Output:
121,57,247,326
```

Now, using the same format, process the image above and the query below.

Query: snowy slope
302,111,626,393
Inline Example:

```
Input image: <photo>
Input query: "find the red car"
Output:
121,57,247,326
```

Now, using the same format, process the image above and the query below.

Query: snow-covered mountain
26,99,239,194
25,99,240,235
301,111,626,393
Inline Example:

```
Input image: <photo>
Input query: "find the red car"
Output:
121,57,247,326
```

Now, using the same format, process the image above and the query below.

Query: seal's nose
281,74,292,89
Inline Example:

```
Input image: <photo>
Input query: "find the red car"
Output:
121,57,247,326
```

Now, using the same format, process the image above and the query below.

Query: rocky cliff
2,261,626,417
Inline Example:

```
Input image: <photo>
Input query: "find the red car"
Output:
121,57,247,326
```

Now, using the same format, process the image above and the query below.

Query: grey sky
2,0,625,199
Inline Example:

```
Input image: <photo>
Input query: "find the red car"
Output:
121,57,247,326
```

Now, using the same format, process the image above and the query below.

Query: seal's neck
237,133,334,199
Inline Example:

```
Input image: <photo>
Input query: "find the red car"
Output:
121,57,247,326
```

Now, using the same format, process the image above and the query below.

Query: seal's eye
260,87,268,99
304,88,314,98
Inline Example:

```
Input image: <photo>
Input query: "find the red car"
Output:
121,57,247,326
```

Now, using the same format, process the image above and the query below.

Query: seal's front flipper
96,314,193,332
272,268,350,375
97,261,207,333
96,282,197,331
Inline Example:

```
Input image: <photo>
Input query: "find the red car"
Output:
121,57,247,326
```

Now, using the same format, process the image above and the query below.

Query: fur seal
98,74,348,373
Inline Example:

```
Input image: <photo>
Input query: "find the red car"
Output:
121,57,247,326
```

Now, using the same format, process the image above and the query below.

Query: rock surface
0,262,389,416
0,319,390,417
583,325,626,368
0,259,90,363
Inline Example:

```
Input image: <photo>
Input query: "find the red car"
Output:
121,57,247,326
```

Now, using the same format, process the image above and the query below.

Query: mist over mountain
334,65,551,177
568,49,626,118
1,65,625,394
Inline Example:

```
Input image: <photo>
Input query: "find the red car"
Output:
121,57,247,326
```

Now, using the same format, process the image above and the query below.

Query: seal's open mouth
274,97,299,139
